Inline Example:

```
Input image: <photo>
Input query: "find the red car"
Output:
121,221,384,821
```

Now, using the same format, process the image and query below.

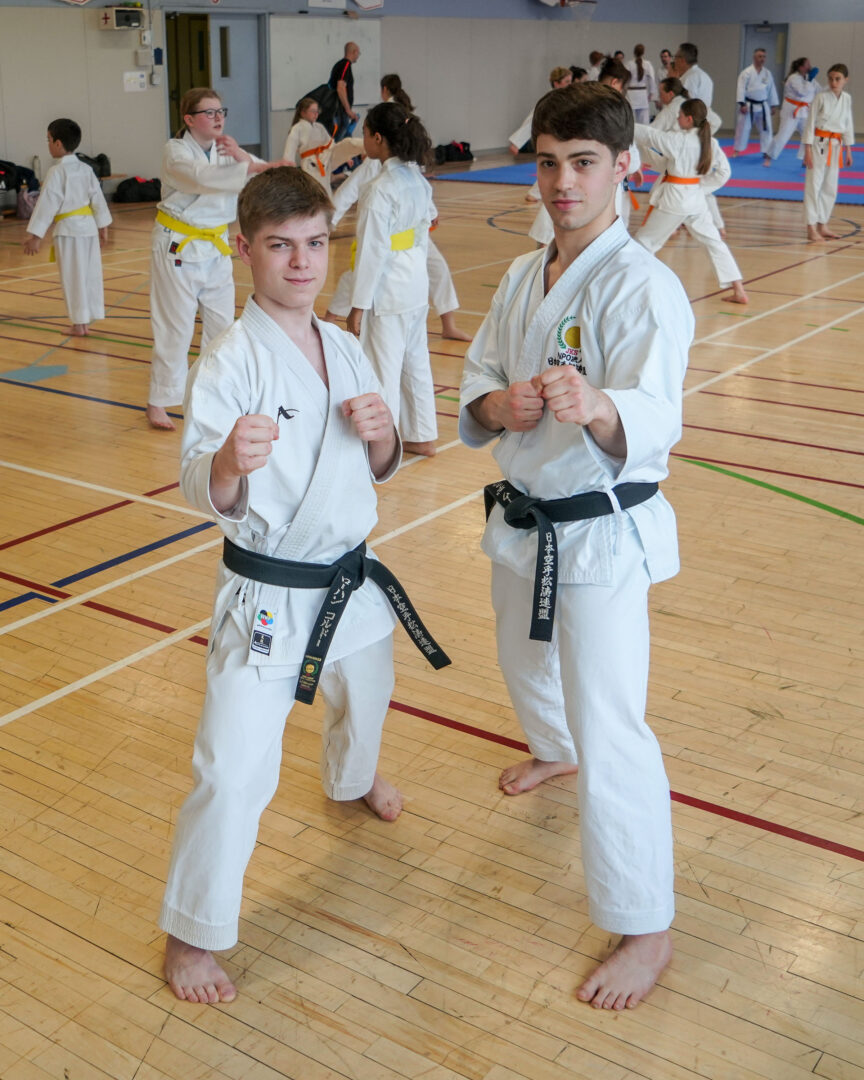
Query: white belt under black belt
484,480,659,642
222,537,451,704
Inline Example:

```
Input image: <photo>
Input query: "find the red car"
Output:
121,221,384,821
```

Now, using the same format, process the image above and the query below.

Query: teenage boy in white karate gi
160,167,449,1004
24,118,112,336
460,82,693,1011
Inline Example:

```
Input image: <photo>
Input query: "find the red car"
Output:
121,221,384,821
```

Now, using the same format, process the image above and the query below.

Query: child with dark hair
160,165,449,1004
460,81,693,1012
634,98,748,303
24,118,111,337
803,64,855,241
767,57,821,164
346,102,438,456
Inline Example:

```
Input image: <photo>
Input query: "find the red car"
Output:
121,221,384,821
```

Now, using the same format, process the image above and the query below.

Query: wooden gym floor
0,162,862,1079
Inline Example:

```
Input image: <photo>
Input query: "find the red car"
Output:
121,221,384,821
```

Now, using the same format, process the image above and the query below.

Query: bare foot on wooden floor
363,773,403,821
577,930,672,1011
164,934,237,1004
499,757,578,795
146,404,176,430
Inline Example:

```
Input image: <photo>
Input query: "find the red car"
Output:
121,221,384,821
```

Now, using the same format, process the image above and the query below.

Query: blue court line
0,592,59,614
0,520,215,613
0,376,183,419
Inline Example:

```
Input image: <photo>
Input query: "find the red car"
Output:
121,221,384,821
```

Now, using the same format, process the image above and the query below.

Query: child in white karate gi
346,102,437,457
634,98,748,304
803,64,855,242
146,87,283,431
282,97,364,193
766,58,821,164
160,166,449,1004
460,82,693,1013
24,118,111,336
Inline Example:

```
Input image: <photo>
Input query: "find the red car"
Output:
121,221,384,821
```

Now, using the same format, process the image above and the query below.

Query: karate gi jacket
27,155,112,239
634,124,731,210
680,65,714,107
182,298,399,671
459,219,693,586
803,90,855,147
736,65,779,107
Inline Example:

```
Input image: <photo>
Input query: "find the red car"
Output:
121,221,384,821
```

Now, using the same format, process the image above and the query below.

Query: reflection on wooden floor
1,161,863,1079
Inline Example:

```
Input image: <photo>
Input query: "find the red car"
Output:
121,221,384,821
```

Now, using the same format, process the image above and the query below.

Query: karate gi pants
328,239,458,319
768,104,807,160
804,139,841,225
733,104,773,153
360,304,437,443
159,615,395,950
491,522,674,935
637,207,741,288
54,235,104,325
149,236,235,407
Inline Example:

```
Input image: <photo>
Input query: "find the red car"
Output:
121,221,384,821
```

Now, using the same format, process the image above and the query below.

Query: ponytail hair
175,87,221,138
680,98,712,175
634,43,645,82
292,97,318,129
598,58,631,90
660,76,687,99
380,73,414,112
788,57,808,78
364,101,432,166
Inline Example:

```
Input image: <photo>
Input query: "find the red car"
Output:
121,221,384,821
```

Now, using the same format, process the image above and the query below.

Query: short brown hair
175,87,221,137
238,166,333,241
549,66,571,86
532,82,633,156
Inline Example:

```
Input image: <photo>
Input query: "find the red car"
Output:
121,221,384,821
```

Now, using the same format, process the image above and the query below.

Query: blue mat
439,140,864,205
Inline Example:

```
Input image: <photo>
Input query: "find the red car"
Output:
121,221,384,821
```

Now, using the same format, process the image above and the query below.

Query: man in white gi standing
732,48,779,161
674,42,714,106
460,83,693,1011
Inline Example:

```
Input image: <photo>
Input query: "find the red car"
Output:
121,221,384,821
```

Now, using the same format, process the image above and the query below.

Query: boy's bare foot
577,930,672,1011
164,934,237,1004
499,757,578,795
362,773,403,821
807,225,823,243
440,312,471,341
525,193,541,203
402,440,436,457
146,404,176,431
70,324,88,336
728,281,749,304
818,224,840,239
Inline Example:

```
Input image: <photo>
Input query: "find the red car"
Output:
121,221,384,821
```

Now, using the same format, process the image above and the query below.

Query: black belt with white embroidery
483,480,658,642
222,537,451,705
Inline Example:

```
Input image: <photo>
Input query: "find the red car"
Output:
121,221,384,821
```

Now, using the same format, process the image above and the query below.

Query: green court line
680,457,864,526
436,393,459,402
718,310,752,318
1,317,201,355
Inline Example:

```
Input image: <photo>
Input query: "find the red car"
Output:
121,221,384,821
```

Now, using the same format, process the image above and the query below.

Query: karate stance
347,102,438,457
460,83,693,1011
282,97,364,192
635,99,748,304
161,167,449,1003
146,88,281,431
24,118,111,336
802,64,855,242
766,58,821,164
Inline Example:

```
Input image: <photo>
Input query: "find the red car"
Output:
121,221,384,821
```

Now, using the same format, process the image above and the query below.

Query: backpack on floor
0,159,19,191
434,140,473,165
77,152,112,179
113,176,162,203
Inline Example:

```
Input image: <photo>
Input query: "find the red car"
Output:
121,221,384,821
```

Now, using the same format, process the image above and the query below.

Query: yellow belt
50,205,94,261
349,228,419,271
156,209,232,256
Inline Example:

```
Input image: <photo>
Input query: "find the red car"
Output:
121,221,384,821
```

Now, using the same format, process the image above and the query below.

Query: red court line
683,423,864,456
0,329,148,365
699,390,864,418
0,480,181,552
737,372,864,395
690,245,856,303
672,452,864,489
387,702,864,863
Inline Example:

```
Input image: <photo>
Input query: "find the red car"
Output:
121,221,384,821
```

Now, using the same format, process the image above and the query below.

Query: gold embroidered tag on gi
548,315,586,374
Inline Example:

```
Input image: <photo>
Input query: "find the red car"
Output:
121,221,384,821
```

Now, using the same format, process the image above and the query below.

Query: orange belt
663,174,700,185
784,96,809,117
301,139,333,177
814,128,844,169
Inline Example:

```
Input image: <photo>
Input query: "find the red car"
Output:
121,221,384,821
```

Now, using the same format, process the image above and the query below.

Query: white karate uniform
733,65,779,153
329,157,460,320
283,119,363,192
634,123,742,287
148,131,254,408
529,141,641,245
509,110,534,153
26,155,112,325
679,64,714,107
650,98,725,231
626,59,656,124
802,89,855,226
768,72,821,159
351,157,436,442
459,218,693,934
159,298,400,951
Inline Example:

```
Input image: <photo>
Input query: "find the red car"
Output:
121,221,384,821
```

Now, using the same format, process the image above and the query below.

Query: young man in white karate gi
24,118,112,336
160,167,449,1004
460,82,693,1011
732,48,779,161
802,64,855,242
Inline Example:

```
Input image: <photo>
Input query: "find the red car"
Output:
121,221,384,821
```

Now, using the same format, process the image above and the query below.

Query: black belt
222,537,450,704
484,480,658,642
745,96,769,129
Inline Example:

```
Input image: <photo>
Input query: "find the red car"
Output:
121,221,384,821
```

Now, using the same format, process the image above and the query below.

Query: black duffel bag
113,176,162,203
77,152,112,178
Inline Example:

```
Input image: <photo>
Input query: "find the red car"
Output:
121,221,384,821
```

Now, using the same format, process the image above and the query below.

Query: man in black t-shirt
328,42,361,141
